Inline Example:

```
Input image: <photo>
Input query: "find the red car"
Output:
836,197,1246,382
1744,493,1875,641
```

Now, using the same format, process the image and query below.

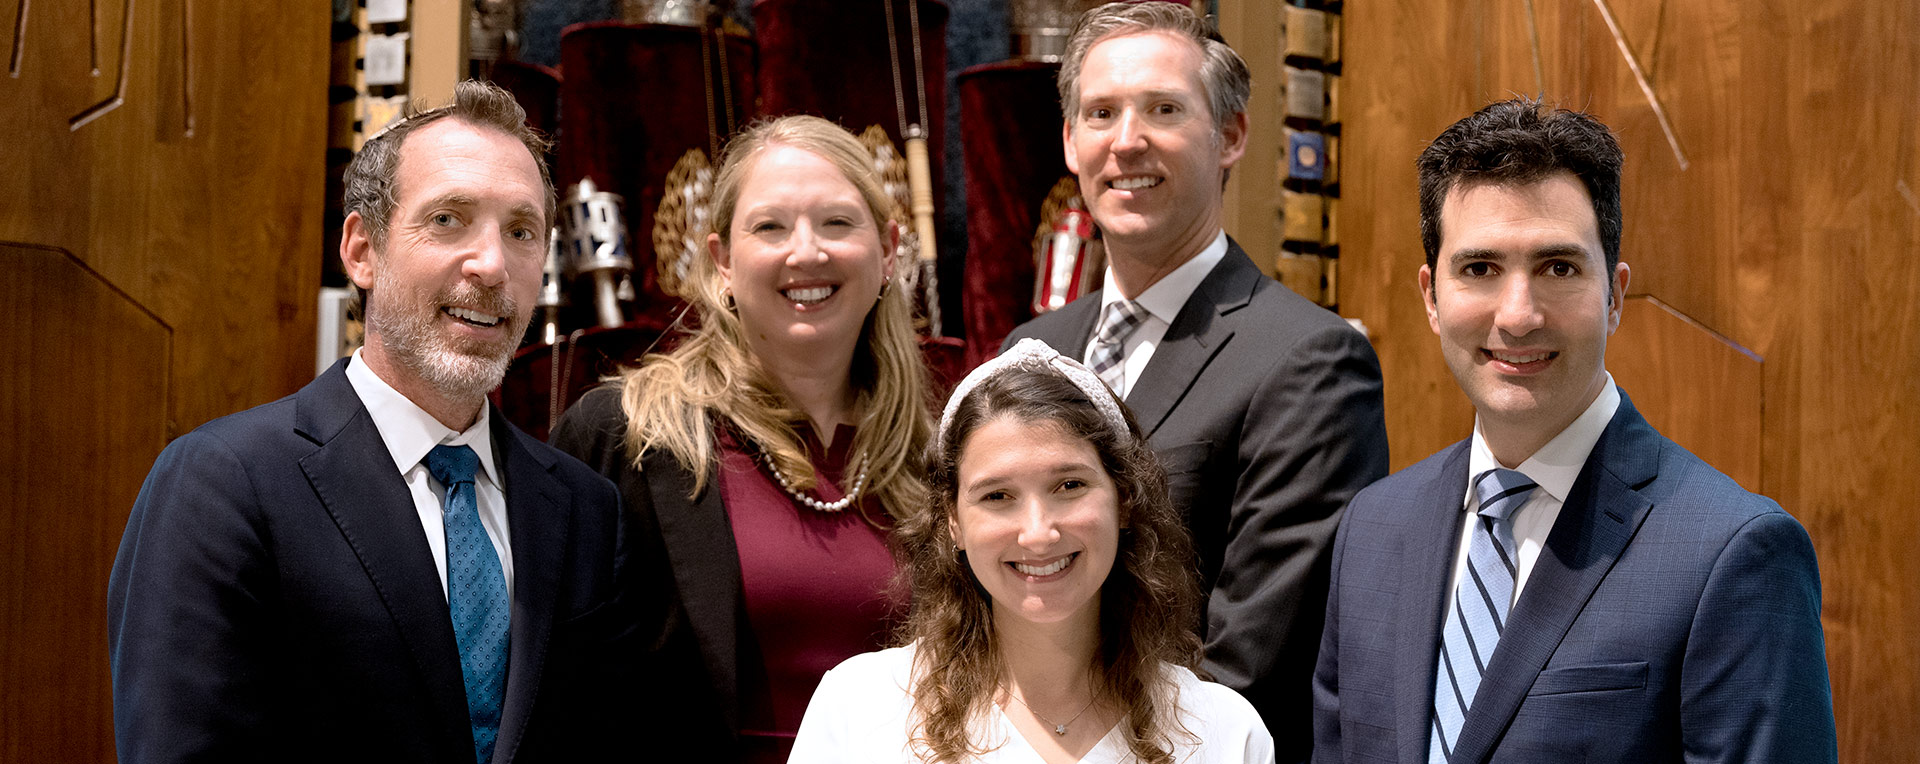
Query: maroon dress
715,424,898,764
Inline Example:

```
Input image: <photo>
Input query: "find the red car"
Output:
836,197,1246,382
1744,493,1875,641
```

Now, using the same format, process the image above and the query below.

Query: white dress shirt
345,349,515,608
1084,230,1229,400
1442,374,1620,612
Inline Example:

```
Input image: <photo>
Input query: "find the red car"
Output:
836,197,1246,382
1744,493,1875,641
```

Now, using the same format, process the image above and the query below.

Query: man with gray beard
108,81,638,764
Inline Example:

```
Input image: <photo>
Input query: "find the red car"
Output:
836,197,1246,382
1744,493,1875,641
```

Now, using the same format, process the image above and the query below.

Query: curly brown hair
893,363,1203,763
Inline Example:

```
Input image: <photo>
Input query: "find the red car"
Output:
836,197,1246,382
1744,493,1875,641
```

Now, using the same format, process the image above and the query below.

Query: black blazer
1313,392,1836,763
1004,239,1390,759
549,386,747,760
108,359,637,764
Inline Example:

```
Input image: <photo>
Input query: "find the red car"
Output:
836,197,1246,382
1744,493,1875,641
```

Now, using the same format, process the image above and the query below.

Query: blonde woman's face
950,416,1120,631
709,145,896,361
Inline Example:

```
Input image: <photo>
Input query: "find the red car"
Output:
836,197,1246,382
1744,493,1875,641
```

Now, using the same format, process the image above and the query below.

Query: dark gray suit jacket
1311,392,1837,763
1004,239,1390,759
108,359,639,764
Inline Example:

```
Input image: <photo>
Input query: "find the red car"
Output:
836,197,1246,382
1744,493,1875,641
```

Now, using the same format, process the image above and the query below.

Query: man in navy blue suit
108,81,636,763
1311,98,1837,764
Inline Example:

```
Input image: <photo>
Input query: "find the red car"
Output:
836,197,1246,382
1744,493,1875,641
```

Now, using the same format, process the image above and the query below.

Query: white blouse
788,644,1275,764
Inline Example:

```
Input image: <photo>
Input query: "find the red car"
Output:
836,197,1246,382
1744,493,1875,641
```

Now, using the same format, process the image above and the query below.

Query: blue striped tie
426,444,510,764
1429,468,1538,764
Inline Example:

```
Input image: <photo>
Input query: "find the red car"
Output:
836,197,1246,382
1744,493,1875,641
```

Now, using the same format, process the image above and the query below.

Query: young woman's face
950,416,1121,629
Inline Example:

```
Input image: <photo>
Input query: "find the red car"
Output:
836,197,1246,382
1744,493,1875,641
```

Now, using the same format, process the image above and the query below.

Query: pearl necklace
753,446,870,513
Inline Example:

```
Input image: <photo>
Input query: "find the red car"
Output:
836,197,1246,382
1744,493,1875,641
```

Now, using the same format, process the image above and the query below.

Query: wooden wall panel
0,246,170,764
1217,1,1283,274
1339,0,1920,758
0,0,328,759
1607,296,1762,491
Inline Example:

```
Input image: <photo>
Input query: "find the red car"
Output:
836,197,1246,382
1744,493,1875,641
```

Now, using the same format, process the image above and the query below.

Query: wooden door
0,0,327,759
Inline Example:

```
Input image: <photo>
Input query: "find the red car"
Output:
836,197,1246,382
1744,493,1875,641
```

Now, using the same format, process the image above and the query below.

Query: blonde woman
550,115,932,763
789,341,1273,763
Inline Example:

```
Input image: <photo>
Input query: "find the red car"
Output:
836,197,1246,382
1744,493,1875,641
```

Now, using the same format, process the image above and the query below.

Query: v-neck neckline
991,701,1126,763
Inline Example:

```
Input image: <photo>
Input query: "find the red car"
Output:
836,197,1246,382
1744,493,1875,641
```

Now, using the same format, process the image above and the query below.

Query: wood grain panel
0,0,327,435
1341,0,1920,758
0,245,170,764
0,0,328,760
1217,1,1282,275
1607,295,1762,491
1336,0,1479,466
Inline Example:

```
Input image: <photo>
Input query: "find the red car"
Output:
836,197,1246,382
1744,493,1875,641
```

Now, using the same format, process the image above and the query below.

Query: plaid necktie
1429,468,1538,764
426,444,510,764
1087,299,1148,397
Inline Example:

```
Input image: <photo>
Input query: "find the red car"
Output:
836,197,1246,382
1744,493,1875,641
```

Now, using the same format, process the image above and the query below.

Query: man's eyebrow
1446,244,1592,264
419,193,478,210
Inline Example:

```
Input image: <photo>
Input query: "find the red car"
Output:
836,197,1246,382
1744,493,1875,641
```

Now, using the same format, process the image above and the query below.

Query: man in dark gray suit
1002,5,1390,756
1311,98,1836,763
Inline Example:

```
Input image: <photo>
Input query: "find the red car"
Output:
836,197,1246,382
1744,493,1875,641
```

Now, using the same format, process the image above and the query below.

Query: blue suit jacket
1311,392,1836,764
107,359,639,764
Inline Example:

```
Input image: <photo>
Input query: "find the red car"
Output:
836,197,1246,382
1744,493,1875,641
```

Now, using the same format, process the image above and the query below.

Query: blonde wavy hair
613,115,931,523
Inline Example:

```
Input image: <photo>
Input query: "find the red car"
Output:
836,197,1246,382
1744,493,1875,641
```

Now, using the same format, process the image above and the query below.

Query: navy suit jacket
1311,392,1837,764
1006,239,1390,759
107,359,639,764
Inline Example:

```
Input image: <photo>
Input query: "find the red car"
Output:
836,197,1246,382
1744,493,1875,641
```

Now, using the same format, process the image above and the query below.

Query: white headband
937,338,1130,450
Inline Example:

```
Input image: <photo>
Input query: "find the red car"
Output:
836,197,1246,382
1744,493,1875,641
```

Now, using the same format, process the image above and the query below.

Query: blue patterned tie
426,444,510,764
1429,468,1538,764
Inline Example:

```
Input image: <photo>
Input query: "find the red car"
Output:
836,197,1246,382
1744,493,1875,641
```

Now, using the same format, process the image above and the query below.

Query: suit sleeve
1204,323,1389,758
549,389,728,758
108,430,280,764
1309,502,1354,764
1681,509,1838,764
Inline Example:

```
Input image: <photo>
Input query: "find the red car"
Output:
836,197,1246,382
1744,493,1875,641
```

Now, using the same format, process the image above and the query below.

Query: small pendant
1054,724,1068,736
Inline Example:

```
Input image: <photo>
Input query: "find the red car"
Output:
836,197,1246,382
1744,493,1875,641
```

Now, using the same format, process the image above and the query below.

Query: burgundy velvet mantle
557,21,757,333
957,59,1068,369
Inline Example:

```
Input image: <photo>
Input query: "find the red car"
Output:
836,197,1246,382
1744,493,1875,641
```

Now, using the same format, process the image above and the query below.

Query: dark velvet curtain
557,21,757,332
957,59,1065,368
486,59,563,137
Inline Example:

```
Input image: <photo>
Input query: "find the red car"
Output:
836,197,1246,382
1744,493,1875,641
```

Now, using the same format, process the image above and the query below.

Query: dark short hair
1057,1,1250,132
340,80,555,313
1417,97,1623,274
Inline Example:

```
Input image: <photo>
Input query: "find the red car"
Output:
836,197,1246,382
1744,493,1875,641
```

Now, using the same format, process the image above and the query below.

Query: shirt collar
1099,230,1229,325
345,348,500,488
1467,372,1620,507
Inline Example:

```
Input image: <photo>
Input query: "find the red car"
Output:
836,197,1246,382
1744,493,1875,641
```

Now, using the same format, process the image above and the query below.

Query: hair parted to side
1057,1,1250,132
340,79,556,317
895,365,1202,764
614,114,931,524
1417,97,1624,276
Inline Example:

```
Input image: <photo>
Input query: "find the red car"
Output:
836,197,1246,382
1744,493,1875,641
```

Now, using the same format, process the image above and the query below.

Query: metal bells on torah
562,178,636,329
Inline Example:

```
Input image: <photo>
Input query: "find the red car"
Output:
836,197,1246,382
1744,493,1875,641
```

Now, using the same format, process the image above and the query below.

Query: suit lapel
296,362,473,760
647,453,745,734
1124,241,1258,437
1396,443,1472,764
492,417,570,764
1448,395,1661,764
